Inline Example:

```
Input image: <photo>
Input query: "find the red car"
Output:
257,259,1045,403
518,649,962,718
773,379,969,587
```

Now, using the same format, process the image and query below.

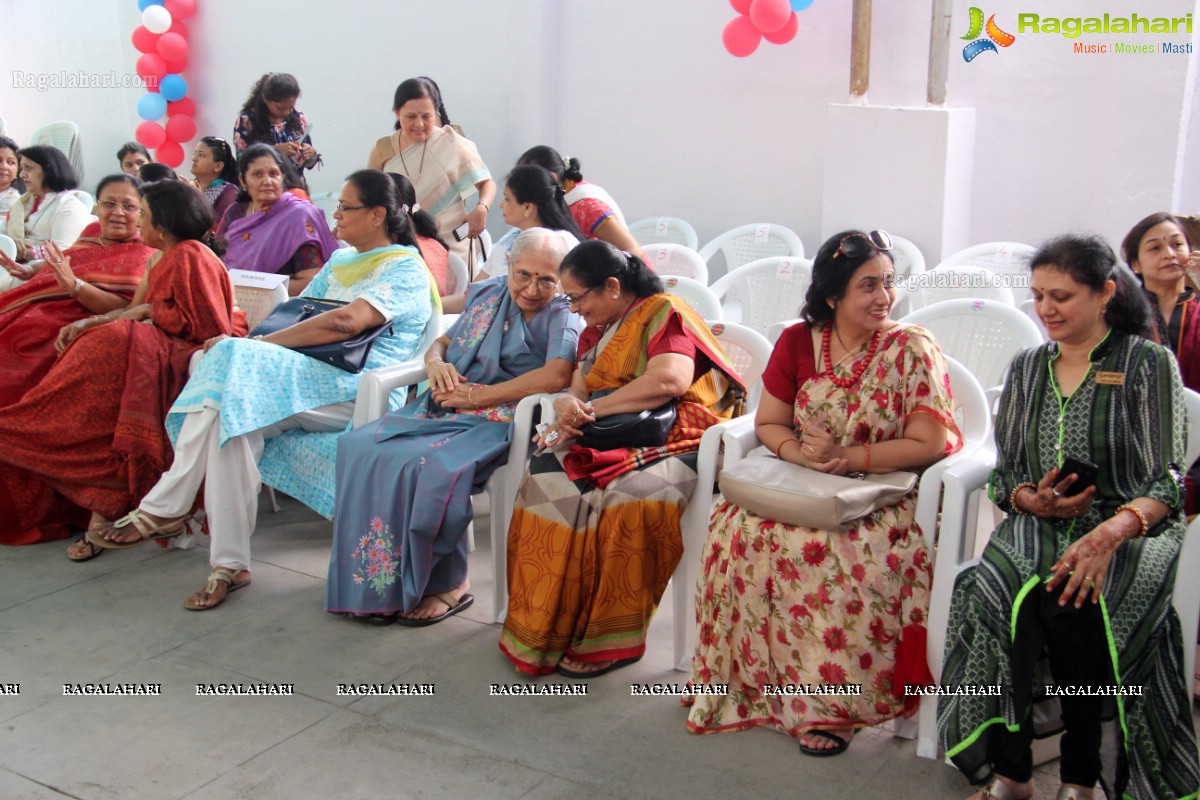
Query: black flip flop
357,612,400,626
556,655,642,680
393,592,474,627
798,729,855,757
67,535,104,562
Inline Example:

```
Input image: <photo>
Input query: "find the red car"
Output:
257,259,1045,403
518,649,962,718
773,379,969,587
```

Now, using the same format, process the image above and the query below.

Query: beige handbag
718,454,917,530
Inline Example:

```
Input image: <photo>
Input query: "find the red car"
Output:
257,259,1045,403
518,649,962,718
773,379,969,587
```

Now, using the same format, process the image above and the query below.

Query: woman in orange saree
499,240,745,677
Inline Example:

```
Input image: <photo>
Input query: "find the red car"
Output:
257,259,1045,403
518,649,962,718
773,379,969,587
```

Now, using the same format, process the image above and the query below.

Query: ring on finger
1052,488,1062,497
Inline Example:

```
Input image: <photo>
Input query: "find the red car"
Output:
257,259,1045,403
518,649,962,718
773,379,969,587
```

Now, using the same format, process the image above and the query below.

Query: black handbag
576,401,677,451
250,298,393,374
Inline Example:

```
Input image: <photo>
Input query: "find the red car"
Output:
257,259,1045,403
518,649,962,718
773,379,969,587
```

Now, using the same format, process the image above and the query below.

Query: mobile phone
452,221,470,242
1057,455,1098,497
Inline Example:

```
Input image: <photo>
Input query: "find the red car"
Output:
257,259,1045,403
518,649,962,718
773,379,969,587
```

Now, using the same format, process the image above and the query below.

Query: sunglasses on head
834,230,893,260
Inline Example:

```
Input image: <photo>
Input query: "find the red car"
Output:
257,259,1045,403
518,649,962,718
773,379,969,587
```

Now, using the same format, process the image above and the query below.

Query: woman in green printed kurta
939,235,1200,800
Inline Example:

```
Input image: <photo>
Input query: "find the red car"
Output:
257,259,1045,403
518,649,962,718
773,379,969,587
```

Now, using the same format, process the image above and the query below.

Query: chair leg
266,485,280,513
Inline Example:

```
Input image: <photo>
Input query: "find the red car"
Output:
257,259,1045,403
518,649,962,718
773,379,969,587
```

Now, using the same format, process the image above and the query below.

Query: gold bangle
773,436,798,459
1009,482,1036,514
1116,504,1150,538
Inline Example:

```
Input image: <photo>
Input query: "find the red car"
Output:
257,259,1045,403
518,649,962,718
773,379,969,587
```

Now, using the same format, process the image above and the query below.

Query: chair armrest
352,359,427,428
719,416,760,464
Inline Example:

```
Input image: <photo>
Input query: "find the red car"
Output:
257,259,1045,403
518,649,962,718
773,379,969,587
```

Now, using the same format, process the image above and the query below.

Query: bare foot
558,655,613,674
184,567,252,611
399,580,470,621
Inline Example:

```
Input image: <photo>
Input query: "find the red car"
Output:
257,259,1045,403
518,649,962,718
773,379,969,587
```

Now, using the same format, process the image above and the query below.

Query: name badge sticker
1095,371,1125,386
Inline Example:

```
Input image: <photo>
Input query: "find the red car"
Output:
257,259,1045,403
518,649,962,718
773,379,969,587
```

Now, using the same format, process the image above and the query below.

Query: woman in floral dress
686,229,960,757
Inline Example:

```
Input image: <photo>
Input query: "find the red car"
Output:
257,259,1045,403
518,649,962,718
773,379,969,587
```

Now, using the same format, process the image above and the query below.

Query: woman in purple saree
325,228,580,625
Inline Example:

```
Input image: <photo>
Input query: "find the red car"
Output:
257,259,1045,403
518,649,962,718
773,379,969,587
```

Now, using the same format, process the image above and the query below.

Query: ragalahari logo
961,7,1016,61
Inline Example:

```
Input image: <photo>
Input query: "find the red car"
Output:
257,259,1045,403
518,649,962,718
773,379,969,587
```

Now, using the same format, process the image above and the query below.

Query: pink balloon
136,53,168,81
156,32,188,62
164,55,188,74
165,0,197,20
168,20,188,38
763,11,799,43
136,121,167,150
723,15,762,57
131,26,159,54
168,97,196,117
165,114,197,144
729,0,752,14
750,0,792,33
156,140,185,168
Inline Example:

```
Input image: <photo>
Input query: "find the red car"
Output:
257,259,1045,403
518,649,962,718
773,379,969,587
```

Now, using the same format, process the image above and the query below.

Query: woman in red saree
0,180,246,549
0,174,155,407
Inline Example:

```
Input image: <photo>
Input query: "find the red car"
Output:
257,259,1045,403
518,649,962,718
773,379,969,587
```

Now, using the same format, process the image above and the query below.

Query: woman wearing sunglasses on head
686,230,961,758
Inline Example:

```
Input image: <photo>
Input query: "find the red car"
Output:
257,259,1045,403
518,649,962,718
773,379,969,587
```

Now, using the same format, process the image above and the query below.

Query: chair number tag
656,218,669,235
755,225,770,243
776,259,793,278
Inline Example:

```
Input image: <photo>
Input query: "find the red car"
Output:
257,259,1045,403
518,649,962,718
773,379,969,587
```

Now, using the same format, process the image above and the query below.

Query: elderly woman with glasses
685,230,961,758
326,228,582,625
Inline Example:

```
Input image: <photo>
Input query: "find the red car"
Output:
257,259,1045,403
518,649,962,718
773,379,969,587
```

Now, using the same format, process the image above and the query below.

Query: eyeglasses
563,287,594,306
99,200,141,214
510,269,559,293
834,230,893,260
335,202,368,213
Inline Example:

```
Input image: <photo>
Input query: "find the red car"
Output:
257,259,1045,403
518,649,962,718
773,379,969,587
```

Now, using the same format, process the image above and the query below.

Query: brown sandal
967,777,1034,800
183,567,251,611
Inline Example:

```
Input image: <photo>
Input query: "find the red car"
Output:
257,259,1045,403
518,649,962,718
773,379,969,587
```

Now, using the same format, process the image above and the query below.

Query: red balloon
729,0,752,14
750,0,792,33
156,140,185,168
165,0,197,20
168,97,196,117
168,20,188,38
156,32,189,62
164,55,188,74
136,121,167,149
136,53,168,81
131,26,159,54
722,15,762,57
763,11,799,43
165,114,198,144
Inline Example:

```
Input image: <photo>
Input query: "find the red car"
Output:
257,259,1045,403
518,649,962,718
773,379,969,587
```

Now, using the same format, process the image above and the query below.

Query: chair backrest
662,275,722,320
913,264,1016,309
310,191,338,232
31,121,82,185
231,281,289,331
767,318,801,344
708,256,814,339
709,321,773,410
901,298,1044,394
934,241,1037,303
698,223,804,274
72,190,94,211
628,216,700,250
1017,298,1048,339
889,234,926,318
941,354,990,454
0,117,6,137
478,228,493,261
0,234,16,260
445,252,469,295
1184,388,1200,467
644,243,708,284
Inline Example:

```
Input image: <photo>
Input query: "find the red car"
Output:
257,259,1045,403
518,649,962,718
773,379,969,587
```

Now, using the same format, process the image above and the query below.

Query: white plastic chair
70,191,94,213
0,117,6,137
644,243,709,284
1018,298,1048,339
714,356,990,701
445,252,469,296
708,256,814,339
934,241,1037,304
231,282,289,332
889,234,926,318
698,223,804,275
662,276,721,322
31,121,83,185
628,216,699,250
912,264,1017,309
915,385,1200,759
311,191,338,232
0,234,16,261
901,299,1044,408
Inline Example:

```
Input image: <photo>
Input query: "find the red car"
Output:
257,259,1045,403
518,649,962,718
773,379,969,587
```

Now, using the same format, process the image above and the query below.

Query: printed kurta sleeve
1126,345,1188,514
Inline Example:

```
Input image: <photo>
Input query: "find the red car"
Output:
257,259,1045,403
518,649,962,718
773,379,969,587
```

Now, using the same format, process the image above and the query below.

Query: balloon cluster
132,0,198,168
722,0,814,58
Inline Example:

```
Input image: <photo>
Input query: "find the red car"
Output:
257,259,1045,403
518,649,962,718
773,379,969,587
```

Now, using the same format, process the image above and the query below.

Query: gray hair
509,226,572,270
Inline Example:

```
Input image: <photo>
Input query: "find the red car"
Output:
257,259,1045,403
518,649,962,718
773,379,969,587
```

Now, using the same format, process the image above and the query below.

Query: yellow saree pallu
500,294,744,675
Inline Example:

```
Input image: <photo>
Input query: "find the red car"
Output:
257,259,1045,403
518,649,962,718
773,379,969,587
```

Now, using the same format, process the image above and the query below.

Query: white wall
2,0,1197,266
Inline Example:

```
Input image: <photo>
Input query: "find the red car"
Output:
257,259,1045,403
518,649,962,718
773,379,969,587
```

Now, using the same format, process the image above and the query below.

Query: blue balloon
138,0,164,9
160,74,188,102
790,0,814,10
136,92,167,121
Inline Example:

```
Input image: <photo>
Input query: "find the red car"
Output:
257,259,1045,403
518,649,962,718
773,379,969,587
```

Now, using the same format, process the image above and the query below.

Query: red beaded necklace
822,325,882,389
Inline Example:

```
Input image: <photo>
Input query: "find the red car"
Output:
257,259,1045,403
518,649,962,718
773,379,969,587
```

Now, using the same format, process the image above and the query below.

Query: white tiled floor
0,493,1155,799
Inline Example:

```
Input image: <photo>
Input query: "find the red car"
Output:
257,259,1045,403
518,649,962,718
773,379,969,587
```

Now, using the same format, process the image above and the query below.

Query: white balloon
142,5,173,34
